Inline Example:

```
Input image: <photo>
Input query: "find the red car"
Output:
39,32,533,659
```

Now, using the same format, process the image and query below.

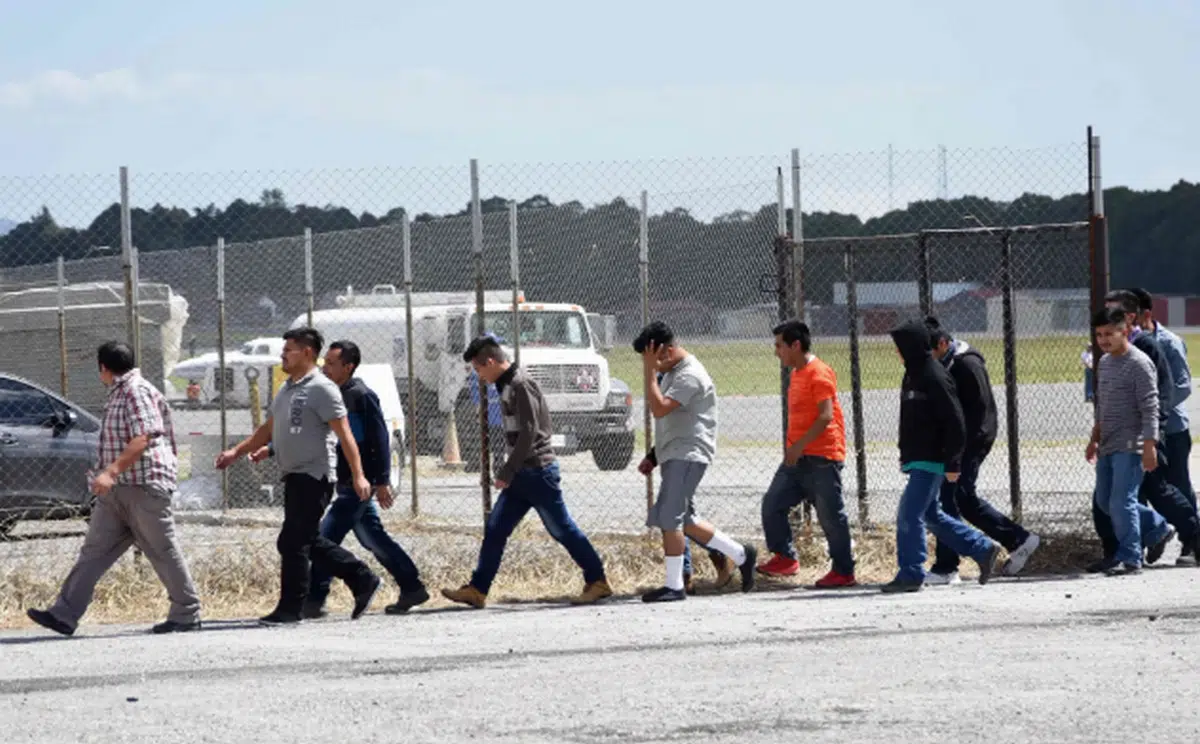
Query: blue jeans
932,448,1029,574
1094,452,1168,565
761,458,855,575
894,468,993,583
470,462,606,594
308,486,424,605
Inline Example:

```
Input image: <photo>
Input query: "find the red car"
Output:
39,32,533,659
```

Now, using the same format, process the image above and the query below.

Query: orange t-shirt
786,357,846,462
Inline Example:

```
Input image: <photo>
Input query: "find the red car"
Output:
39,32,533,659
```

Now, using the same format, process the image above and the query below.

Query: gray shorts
646,460,708,531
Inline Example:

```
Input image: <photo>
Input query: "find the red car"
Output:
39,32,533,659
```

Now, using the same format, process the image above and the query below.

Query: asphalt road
3,566,1199,743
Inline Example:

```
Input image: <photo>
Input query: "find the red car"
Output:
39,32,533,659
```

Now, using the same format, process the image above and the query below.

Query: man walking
1130,288,1195,564
1088,291,1197,570
252,340,429,616
883,319,999,593
635,321,757,603
216,328,382,625
1087,306,1172,575
442,335,613,608
756,320,857,588
923,317,1040,583
27,341,201,636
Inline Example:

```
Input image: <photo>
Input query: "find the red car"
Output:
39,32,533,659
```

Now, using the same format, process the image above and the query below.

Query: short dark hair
283,327,324,355
97,340,135,375
1127,287,1154,313
463,334,507,364
924,315,952,347
632,321,675,354
1103,290,1139,316
328,340,361,371
1092,306,1127,329
772,319,811,352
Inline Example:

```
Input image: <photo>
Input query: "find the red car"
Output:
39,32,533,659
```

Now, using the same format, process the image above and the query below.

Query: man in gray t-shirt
635,321,757,603
216,328,381,625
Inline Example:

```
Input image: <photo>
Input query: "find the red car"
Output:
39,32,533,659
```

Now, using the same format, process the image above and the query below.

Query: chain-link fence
1,143,1116,566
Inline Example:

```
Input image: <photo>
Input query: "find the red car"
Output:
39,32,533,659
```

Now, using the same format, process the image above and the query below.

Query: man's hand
494,478,509,491
1142,445,1158,473
642,341,661,368
783,445,801,467
1085,440,1099,464
354,475,372,502
375,485,394,510
249,446,271,463
90,469,116,496
637,457,655,476
215,449,241,470
945,472,961,483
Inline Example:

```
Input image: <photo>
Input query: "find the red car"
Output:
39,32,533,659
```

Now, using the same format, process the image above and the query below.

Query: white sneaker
924,571,961,586
1002,533,1041,576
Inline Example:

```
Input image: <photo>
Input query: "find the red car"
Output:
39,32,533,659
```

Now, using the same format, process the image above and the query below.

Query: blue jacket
1151,322,1192,434
334,376,392,487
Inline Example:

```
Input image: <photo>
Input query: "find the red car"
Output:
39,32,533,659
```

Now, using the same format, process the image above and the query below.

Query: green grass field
607,333,1200,397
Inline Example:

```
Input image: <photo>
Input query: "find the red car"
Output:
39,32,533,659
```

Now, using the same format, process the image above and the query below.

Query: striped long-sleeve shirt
1095,346,1159,456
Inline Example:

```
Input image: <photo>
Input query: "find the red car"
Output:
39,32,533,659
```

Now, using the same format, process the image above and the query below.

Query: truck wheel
592,433,636,471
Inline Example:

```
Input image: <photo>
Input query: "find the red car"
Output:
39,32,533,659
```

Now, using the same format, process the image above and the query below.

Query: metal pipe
470,159,492,518
845,243,869,526
509,201,521,367
217,238,229,512
999,230,1022,522
57,256,68,397
639,189,654,515
402,213,419,517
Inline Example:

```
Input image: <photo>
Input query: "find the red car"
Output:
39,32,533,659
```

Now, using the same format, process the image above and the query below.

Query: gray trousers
49,484,200,629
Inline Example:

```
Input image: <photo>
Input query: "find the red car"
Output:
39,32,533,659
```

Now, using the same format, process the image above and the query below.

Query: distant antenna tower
887,144,895,211
937,144,948,200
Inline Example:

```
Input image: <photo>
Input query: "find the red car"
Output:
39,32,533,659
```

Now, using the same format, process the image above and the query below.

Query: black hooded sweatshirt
891,319,968,474
940,339,999,457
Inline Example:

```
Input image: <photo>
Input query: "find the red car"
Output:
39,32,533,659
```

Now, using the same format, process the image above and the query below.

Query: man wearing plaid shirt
26,341,201,637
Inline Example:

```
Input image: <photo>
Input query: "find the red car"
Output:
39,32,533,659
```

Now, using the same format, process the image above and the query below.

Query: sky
1,0,1198,227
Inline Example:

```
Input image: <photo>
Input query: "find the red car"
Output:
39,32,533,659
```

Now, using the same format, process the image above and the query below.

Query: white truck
292,286,636,472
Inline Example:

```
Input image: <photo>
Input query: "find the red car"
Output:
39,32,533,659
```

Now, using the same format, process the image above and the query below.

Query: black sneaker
1177,538,1198,567
301,600,327,620
1086,556,1118,574
26,608,74,637
385,586,430,615
739,544,758,593
151,619,202,634
259,611,302,626
881,579,923,594
641,586,686,603
1105,561,1143,576
352,575,382,620
1145,527,1176,566
975,543,1000,585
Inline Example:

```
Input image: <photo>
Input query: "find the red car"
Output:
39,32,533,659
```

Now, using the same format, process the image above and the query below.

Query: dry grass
0,518,1103,630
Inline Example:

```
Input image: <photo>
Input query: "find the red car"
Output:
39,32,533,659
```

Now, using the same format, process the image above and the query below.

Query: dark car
0,373,100,536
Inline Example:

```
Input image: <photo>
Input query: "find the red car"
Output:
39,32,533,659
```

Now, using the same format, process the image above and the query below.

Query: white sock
665,555,685,591
706,530,747,566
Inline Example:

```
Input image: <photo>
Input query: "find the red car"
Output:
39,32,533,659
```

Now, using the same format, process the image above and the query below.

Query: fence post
470,158,492,520
217,237,229,512
999,229,1022,522
119,167,136,348
789,148,805,321
303,228,314,328
402,213,419,517
1087,127,1108,405
131,244,142,363
56,256,68,397
775,167,790,458
916,232,932,317
639,189,654,517
509,200,521,367
844,242,869,527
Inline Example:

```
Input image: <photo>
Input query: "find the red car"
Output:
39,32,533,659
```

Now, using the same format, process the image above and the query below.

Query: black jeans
1164,430,1196,512
1092,441,1199,558
276,473,376,615
931,447,1029,574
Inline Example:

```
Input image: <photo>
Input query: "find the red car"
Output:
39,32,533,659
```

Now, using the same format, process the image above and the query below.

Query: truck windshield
480,311,591,349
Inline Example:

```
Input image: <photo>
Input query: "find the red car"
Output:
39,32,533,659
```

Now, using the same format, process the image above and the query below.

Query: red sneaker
814,570,857,588
756,554,800,576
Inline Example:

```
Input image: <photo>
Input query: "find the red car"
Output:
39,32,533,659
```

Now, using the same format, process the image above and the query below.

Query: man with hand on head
635,321,757,603
216,327,382,626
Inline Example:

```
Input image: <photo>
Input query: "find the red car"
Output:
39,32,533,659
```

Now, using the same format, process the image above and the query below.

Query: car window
0,378,58,424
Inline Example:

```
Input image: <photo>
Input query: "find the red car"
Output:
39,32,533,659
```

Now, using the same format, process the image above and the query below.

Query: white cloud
0,68,144,108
